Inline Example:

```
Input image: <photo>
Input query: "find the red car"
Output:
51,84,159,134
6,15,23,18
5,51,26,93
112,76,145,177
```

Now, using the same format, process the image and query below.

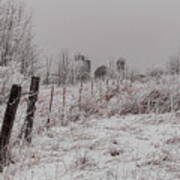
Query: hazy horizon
27,0,180,72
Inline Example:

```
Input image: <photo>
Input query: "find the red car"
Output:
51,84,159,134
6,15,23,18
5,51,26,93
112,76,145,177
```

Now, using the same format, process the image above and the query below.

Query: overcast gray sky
27,0,180,71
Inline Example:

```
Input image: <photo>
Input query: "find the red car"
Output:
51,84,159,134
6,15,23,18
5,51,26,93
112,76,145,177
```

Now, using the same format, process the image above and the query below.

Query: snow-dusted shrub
77,74,180,117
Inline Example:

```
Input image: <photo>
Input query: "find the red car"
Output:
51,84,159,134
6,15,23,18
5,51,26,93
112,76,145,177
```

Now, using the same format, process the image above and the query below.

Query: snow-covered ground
0,81,180,180
2,113,180,180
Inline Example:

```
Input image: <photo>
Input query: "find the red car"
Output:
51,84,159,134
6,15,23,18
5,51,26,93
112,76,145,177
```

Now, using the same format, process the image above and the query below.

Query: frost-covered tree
54,52,91,85
167,56,180,75
116,57,127,80
94,65,108,80
75,53,91,81
57,51,70,86
116,57,126,73
0,0,38,76
43,56,52,85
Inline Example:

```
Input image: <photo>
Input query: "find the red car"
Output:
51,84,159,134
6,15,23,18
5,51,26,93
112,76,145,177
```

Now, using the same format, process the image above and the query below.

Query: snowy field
1,0,180,179
0,79,180,180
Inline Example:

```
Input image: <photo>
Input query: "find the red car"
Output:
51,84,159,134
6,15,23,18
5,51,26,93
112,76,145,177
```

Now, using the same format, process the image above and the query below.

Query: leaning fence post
24,76,40,143
0,85,21,171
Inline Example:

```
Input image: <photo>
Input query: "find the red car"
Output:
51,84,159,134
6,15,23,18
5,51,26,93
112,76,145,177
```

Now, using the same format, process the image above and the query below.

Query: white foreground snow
0,84,180,180
1,113,180,179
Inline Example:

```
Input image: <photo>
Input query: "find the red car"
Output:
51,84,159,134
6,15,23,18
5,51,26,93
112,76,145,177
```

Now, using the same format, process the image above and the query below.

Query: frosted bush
78,75,180,117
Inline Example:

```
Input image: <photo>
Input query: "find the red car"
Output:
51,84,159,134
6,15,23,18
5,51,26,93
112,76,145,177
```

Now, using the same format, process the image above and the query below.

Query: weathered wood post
79,80,83,111
62,86,66,108
0,85,21,171
24,76,40,143
60,85,67,126
91,78,94,97
47,85,54,127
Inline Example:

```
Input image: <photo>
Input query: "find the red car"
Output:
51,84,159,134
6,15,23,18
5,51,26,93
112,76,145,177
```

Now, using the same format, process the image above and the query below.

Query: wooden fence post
60,85,67,126
91,79,94,97
24,76,40,143
0,85,21,171
62,86,66,108
79,80,83,111
47,85,54,127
